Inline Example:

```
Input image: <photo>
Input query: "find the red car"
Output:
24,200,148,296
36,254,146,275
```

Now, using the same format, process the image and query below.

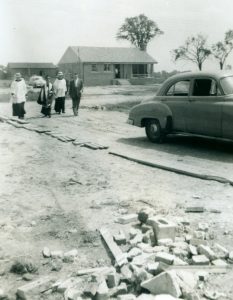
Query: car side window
166,80,190,96
192,79,220,96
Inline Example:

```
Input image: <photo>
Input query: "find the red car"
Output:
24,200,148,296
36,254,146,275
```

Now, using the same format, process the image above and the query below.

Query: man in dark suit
69,73,83,116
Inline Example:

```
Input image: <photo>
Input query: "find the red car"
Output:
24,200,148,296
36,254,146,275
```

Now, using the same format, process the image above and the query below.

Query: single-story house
58,46,157,86
7,62,58,79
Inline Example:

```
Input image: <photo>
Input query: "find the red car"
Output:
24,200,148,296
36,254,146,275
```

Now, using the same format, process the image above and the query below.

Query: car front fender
129,102,172,129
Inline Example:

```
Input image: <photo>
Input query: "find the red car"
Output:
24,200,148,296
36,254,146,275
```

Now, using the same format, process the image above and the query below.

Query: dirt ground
0,85,233,299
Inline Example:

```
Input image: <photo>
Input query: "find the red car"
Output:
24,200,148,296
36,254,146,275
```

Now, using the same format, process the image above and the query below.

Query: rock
188,245,198,256
63,249,78,263
106,271,120,288
204,290,227,300
57,277,80,293
141,271,182,298
185,234,192,243
110,282,128,297
173,257,188,266
137,294,155,300
171,241,189,250
138,207,155,224
193,231,205,240
30,221,36,226
154,295,181,300
155,252,175,265
127,247,142,260
198,245,217,261
198,223,209,232
212,259,228,266
0,289,8,300
42,247,51,258
190,238,207,247
197,271,209,281
175,236,186,243
172,248,188,258
157,239,173,247
50,259,63,271
213,244,229,259
132,253,156,267
120,264,133,283
64,287,80,300
130,234,143,246
117,294,136,300
96,280,109,300
185,207,205,213
22,274,34,281
50,250,63,259
229,251,233,260
17,276,55,299
137,243,154,253
146,262,160,275
117,214,138,224
175,270,198,298
114,231,127,245
192,255,210,265
152,246,169,253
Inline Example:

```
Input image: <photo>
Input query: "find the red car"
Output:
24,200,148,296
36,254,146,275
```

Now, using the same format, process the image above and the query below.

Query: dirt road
0,87,233,298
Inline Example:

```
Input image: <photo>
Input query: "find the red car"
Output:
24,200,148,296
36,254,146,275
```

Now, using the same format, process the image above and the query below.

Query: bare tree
212,30,233,70
116,14,163,51
172,34,211,70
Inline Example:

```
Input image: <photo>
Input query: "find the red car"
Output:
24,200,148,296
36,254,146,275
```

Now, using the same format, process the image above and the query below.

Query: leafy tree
116,14,163,51
172,34,211,70
212,30,233,70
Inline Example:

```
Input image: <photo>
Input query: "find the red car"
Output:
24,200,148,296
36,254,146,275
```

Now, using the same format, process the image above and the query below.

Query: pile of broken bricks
13,208,233,300
0,115,108,150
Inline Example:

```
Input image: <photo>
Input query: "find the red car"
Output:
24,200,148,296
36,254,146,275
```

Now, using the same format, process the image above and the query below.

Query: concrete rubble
12,210,232,299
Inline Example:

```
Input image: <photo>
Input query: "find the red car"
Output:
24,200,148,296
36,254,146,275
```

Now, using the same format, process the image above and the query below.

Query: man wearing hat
53,71,67,114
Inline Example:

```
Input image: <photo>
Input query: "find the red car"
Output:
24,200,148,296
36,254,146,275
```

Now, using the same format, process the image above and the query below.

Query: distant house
7,62,57,79
58,46,157,86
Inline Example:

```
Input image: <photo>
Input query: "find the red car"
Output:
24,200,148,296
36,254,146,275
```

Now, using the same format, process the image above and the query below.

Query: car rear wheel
145,119,163,143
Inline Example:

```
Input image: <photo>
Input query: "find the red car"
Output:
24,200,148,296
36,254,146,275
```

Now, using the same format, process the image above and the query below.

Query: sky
1,0,233,72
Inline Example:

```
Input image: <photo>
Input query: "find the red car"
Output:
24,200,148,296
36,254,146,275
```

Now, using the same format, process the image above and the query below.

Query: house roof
59,46,157,64
7,62,57,69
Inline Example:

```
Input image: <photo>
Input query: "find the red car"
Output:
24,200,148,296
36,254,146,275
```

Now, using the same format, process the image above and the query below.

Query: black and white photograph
0,0,233,299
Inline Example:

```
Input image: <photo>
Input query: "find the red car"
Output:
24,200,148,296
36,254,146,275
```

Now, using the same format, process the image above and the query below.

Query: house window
104,64,111,72
132,64,148,77
91,64,97,72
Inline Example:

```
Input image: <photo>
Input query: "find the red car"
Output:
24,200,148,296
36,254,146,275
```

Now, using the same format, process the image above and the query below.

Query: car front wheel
145,119,164,143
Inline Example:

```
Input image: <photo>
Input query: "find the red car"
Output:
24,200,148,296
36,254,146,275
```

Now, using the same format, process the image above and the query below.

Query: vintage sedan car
127,71,233,142
28,75,45,88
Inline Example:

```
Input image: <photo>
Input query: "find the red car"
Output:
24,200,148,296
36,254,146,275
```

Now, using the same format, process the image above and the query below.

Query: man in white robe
53,71,67,114
10,73,27,119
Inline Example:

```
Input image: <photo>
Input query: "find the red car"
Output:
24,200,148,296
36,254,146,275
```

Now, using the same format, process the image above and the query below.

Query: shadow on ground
117,134,233,164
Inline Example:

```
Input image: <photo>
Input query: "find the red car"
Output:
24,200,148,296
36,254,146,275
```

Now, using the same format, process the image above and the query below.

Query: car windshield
220,76,233,95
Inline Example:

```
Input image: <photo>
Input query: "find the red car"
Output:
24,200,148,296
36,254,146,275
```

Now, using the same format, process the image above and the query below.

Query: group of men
10,71,83,119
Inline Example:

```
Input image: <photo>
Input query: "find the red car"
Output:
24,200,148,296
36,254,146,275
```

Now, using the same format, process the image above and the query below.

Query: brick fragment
192,255,209,265
117,214,138,224
141,271,182,297
147,217,176,242
198,245,217,261
17,276,55,299
114,231,127,245
155,252,175,265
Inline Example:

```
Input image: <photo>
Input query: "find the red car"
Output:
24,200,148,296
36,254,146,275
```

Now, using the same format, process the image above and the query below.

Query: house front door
114,64,120,78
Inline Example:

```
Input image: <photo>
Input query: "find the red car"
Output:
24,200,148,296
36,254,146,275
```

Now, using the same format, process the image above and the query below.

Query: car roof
156,71,233,95
166,70,233,81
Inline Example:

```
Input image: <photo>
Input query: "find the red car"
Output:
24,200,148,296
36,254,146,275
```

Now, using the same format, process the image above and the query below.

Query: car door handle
189,99,195,102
